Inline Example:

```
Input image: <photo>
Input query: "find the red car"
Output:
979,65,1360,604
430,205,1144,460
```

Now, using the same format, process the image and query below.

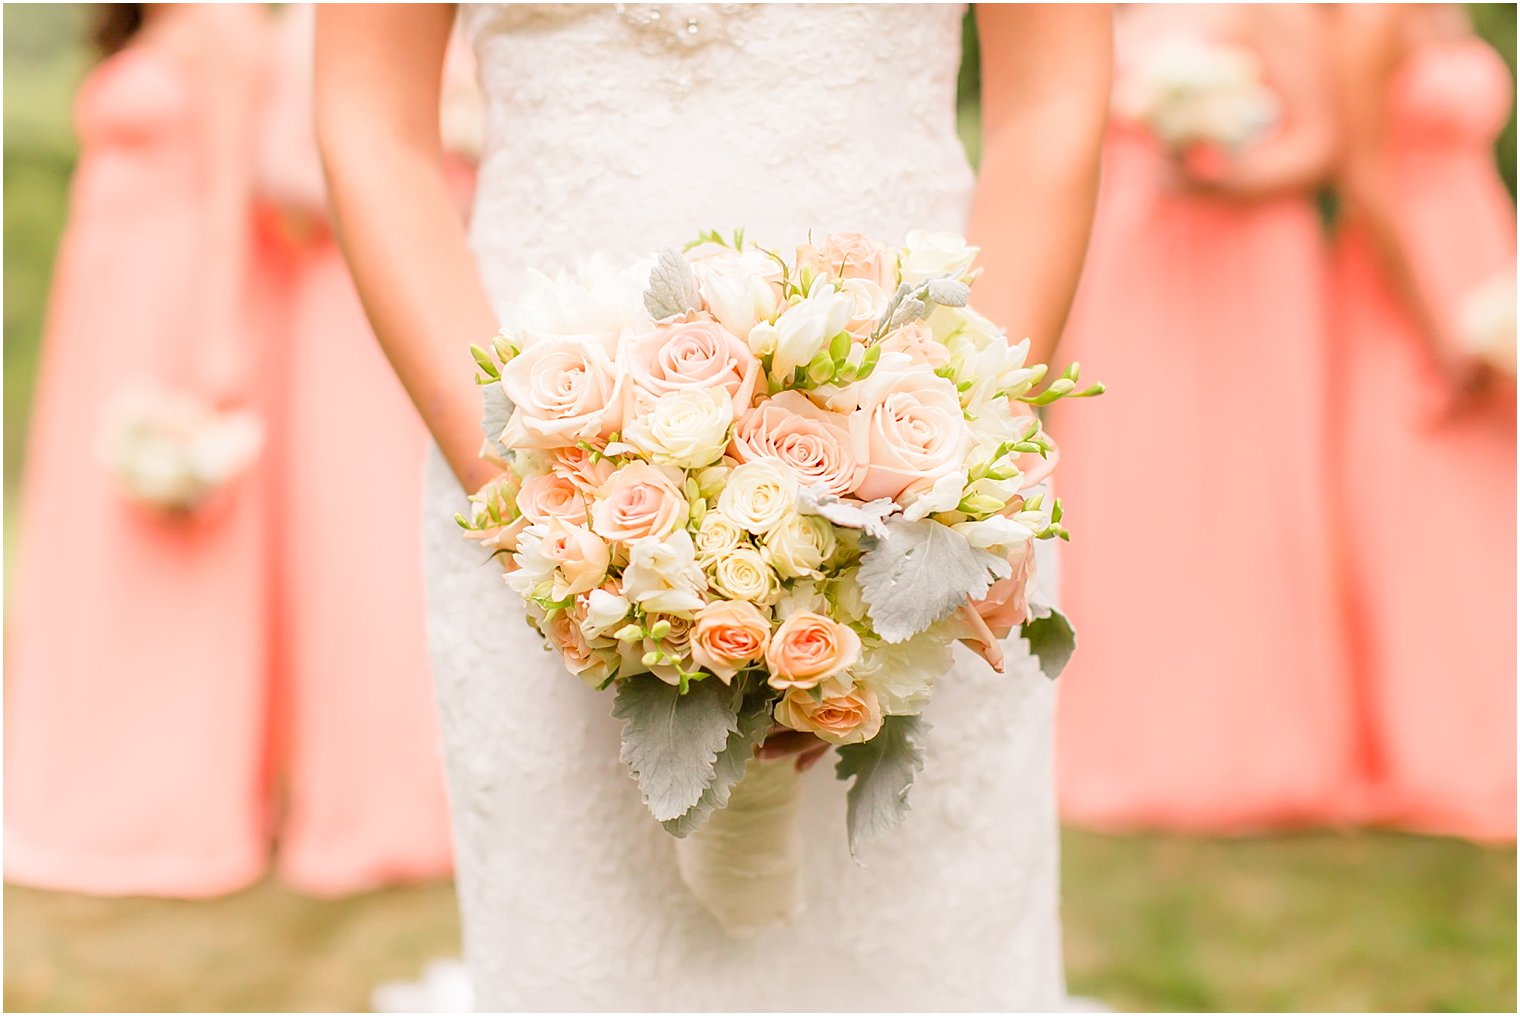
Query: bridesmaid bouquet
1458,272,1517,376
462,230,1099,931
97,379,264,512
1116,35,1279,157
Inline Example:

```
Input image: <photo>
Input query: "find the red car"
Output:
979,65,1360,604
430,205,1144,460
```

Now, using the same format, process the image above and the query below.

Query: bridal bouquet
1458,272,1517,376
1116,35,1279,156
98,379,264,512
462,229,1099,931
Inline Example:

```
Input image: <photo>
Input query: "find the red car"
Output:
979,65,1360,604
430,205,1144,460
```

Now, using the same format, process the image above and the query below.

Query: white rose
620,529,707,616
693,511,747,559
761,511,837,579
581,587,631,637
899,229,979,286
622,388,733,468
774,578,827,618
691,249,781,338
705,546,782,604
838,277,889,339
768,281,853,379
716,458,797,535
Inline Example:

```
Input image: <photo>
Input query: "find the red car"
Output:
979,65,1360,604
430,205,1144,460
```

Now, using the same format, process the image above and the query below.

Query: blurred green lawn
4,6,1516,1013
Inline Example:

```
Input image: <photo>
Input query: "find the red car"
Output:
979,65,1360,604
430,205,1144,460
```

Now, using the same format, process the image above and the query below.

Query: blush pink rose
690,600,772,684
877,321,950,369
499,331,623,449
764,610,862,690
517,473,590,526
590,462,688,543
540,518,611,596
774,682,883,745
625,317,761,416
550,445,616,494
849,365,968,502
795,231,896,290
731,391,866,497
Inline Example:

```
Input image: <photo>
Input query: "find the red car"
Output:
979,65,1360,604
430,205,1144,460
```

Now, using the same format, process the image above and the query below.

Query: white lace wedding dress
421,4,1069,1009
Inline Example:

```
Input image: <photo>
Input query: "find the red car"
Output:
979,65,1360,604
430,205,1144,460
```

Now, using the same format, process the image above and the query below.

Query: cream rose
690,600,772,683
764,610,861,690
517,472,590,526
716,458,798,535
796,231,897,290
774,680,883,745
623,388,733,469
499,331,623,449
705,546,781,605
625,317,761,416
591,462,688,543
899,229,978,285
540,519,611,597
732,391,866,497
849,364,969,502
693,512,748,559
762,512,837,580
620,529,707,616
838,277,889,340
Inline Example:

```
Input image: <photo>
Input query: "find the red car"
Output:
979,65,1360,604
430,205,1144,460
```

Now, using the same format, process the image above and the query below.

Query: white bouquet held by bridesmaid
1116,34,1279,153
1458,272,1517,375
98,379,264,512
461,230,1101,932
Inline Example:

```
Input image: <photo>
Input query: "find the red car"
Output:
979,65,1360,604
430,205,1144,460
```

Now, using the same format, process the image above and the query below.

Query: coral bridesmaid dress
5,41,277,896
252,4,459,895
1050,10,1355,831
1331,40,1516,841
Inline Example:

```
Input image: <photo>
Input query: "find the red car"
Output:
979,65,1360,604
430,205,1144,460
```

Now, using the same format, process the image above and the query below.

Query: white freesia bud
581,588,632,637
952,515,1038,552
769,281,853,379
899,469,968,522
762,512,837,579
900,229,978,285
620,529,707,616
717,458,798,535
623,389,733,468
691,249,781,338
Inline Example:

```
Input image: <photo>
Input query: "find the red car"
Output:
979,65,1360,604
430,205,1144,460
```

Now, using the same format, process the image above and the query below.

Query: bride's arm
967,5,1112,366
315,5,499,493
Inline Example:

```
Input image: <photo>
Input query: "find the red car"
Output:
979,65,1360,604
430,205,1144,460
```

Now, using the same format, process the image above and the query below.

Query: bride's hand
756,728,830,772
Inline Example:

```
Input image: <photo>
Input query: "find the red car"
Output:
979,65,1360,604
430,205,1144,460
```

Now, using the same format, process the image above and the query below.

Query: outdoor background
4,5,1516,1012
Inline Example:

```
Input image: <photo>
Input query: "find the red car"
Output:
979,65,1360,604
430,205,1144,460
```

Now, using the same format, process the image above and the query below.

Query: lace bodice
425,6,1070,1009
460,2,974,306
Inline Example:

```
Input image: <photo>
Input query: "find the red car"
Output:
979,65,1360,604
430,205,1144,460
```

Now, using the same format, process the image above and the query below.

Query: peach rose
795,231,897,290
591,462,688,543
732,391,866,497
956,540,1037,673
764,610,862,690
550,445,616,494
774,680,883,745
499,331,623,449
548,605,596,674
849,365,969,502
690,600,772,683
517,472,590,526
540,518,610,596
877,321,950,370
625,317,761,416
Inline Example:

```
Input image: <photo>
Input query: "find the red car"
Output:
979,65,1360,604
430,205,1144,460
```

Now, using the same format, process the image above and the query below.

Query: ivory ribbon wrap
674,755,804,936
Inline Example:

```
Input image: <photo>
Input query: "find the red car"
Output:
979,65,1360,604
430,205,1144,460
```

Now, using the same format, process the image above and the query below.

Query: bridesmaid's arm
1185,5,1338,199
316,4,499,493
967,4,1112,366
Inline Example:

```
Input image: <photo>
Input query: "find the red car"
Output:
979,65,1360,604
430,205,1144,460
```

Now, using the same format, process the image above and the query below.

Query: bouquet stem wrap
674,755,803,936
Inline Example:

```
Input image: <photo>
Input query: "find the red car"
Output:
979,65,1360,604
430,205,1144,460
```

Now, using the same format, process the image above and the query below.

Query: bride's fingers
795,743,830,772
756,730,822,759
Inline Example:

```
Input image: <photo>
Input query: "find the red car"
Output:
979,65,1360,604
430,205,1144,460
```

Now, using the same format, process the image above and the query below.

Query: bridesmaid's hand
756,728,830,772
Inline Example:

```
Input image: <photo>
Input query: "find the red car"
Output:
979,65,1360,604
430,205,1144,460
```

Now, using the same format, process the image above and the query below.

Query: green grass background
4,6,1516,1012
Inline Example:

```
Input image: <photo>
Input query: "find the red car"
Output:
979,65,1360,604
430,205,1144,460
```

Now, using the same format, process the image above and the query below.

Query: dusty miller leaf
797,484,899,540
480,382,513,459
924,277,970,307
834,714,929,859
661,689,774,837
643,247,701,321
1021,604,1076,680
613,676,739,823
857,518,1012,643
